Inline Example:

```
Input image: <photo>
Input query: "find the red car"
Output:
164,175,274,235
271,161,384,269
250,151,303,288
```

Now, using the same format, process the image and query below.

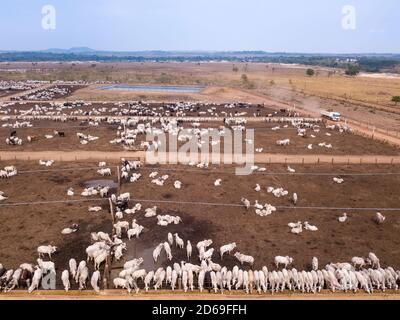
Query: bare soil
0,161,115,289
116,163,400,272
1,120,399,155
1,161,399,290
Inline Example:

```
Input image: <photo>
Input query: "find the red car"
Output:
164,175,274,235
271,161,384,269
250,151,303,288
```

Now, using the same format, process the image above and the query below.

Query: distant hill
43,47,97,54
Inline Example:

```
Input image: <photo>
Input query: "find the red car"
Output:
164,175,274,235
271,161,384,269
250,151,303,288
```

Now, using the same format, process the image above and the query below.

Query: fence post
108,197,115,225
103,255,110,290
117,166,121,188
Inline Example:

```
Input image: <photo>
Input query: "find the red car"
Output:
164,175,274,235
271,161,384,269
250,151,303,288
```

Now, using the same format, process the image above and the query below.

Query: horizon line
1,48,400,56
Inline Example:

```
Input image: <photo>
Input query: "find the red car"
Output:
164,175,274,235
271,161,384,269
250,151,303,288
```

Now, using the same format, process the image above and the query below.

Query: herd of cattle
0,159,398,295
0,84,397,296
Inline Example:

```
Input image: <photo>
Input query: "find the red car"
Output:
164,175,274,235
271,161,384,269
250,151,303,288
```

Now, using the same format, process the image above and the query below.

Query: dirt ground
115,163,400,273
0,89,26,98
0,161,115,288
13,85,86,101
1,161,399,290
2,61,400,132
1,101,280,117
1,119,399,155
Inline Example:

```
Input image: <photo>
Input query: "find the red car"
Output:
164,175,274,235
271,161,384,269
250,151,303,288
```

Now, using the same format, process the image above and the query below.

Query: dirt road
1,150,400,164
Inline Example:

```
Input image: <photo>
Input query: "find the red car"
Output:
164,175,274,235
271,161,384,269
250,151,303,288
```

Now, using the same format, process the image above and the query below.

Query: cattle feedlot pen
1,198,399,212
2,1,400,313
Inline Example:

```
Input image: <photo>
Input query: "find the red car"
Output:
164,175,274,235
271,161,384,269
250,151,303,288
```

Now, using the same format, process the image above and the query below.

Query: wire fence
1,153,399,165
1,197,400,212
2,161,399,176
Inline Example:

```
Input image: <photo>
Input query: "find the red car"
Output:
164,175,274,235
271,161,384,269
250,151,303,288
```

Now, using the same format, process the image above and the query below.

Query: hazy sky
1,0,398,53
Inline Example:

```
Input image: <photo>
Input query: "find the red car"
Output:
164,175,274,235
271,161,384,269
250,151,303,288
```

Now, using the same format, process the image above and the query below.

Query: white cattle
241,198,251,209
275,256,294,269
61,270,70,292
168,232,174,245
153,244,164,262
352,257,366,269
186,241,192,260
174,233,184,249
368,252,380,269
374,212,386,224
28,268,43,293
37,259,55,273
234,252,254,266
312,257,319,271
91,270,101,292
220,243,236,259
37,245,57,259
338,212,348,223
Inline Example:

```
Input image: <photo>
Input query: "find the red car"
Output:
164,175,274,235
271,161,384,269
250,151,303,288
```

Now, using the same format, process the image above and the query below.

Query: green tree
392,96,400,104
306,68,315,76
345,64,360,76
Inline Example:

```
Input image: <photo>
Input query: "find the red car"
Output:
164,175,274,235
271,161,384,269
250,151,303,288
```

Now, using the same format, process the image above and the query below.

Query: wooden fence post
109,197,115,225
117,166,121,189
103,255,110,290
